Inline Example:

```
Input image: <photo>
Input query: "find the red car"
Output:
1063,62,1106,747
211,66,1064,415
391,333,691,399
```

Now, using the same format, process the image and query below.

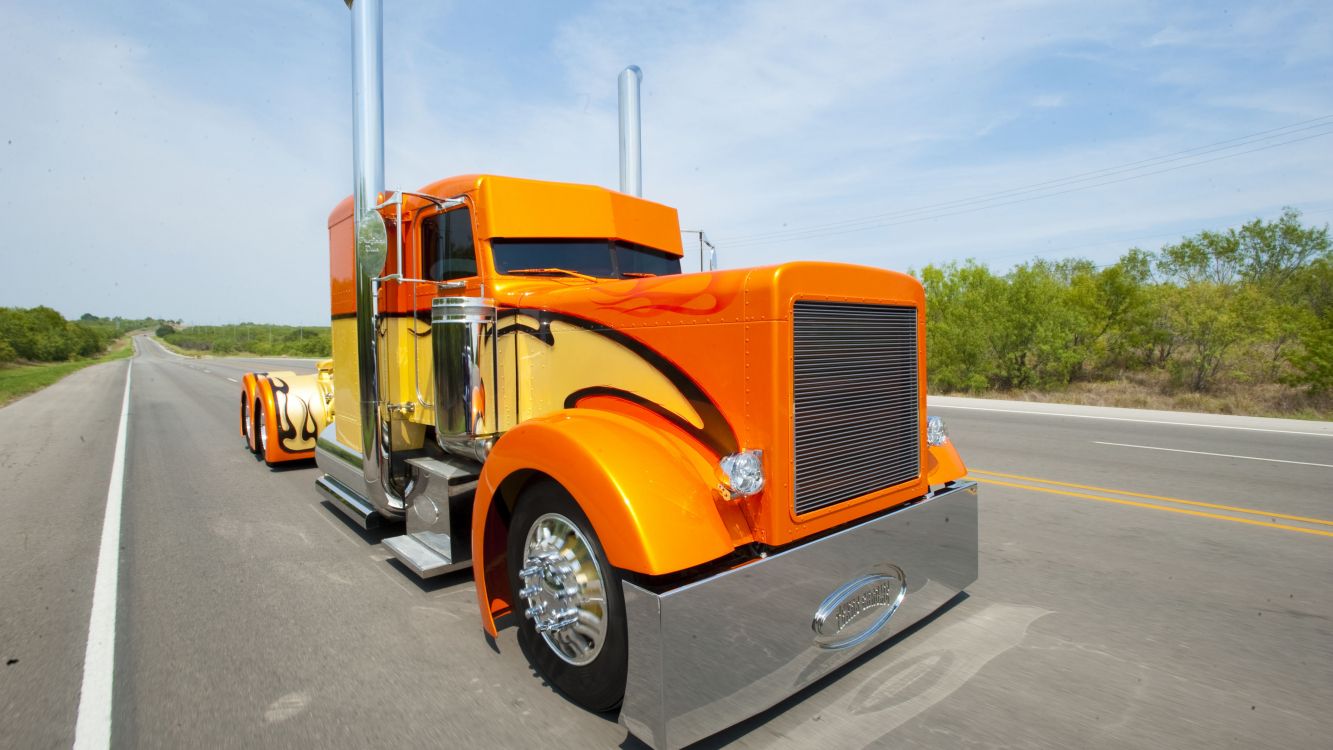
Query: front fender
926,439,967,485
471,409,749,634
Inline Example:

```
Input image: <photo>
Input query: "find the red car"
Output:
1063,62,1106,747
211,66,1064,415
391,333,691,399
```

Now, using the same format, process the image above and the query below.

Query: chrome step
315,474,383,530
383,532,467,578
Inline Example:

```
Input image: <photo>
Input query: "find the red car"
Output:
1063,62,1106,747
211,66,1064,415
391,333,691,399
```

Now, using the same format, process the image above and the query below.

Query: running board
383,532,467,578
315,474,383,530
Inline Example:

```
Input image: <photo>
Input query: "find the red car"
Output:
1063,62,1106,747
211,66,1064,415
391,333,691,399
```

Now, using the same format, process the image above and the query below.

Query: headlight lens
926,415,949,446
719,449,765,497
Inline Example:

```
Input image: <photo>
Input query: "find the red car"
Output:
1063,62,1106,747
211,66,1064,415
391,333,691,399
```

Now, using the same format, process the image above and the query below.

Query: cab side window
421,207,476,281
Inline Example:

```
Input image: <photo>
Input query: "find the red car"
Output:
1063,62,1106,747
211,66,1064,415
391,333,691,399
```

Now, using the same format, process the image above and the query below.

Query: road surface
1,335,1329,748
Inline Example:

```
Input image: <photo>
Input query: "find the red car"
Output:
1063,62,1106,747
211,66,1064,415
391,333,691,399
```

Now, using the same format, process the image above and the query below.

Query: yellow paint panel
511,317,703,431
331,317,360,451
334,316,429,451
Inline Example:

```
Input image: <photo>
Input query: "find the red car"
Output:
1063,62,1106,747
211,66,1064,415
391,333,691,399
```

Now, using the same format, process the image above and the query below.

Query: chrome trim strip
619,481,978,749
315,423,385,530
316,422,362,468
315,474,382,531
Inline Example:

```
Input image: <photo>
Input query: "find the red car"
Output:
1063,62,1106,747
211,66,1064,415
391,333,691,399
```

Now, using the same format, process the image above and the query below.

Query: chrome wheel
242,400,252,446
518,512,608,666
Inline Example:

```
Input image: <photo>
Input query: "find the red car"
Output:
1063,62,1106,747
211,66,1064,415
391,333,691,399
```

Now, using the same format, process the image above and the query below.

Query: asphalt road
2,335,1330,749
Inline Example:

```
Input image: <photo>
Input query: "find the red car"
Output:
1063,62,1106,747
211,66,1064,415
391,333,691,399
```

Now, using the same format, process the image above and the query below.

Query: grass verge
0,337,135,407
941,371,1332,421
151,336,319,360
152,336,201,358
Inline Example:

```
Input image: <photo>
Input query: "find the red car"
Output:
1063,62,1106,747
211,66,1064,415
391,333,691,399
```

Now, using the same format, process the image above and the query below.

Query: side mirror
355,209,389,277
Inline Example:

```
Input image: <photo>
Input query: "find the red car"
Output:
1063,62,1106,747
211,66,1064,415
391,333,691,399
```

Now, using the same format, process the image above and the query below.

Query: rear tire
507,480,628,712
242,396,257,454
256,403,274,466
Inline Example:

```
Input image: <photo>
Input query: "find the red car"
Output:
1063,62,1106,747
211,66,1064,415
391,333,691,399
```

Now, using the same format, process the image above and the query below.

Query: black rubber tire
242,396,258,455
256,402,275,466
507,480,628,713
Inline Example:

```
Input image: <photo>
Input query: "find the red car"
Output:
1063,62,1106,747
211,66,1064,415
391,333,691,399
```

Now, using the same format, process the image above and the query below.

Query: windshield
492,239,682,279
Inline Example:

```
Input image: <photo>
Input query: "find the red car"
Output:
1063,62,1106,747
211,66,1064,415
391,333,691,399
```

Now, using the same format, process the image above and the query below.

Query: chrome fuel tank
431,296,498,462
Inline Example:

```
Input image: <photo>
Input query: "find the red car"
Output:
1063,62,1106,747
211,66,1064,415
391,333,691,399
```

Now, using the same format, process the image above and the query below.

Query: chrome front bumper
619,480,978,749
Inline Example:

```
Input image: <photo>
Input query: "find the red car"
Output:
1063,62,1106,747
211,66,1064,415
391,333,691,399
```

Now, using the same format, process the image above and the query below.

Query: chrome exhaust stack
618,65,643,197
346,0,406,518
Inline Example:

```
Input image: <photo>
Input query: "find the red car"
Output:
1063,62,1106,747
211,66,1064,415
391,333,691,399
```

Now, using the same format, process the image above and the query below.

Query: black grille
792,301,920,515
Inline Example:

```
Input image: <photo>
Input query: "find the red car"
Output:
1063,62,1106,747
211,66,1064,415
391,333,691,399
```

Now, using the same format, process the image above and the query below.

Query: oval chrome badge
811,565,907,650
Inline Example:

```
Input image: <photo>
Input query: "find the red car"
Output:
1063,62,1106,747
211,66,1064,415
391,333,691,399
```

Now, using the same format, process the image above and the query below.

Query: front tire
507,480,628,712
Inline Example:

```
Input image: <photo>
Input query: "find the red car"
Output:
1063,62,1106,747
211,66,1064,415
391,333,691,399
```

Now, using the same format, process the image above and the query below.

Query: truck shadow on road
316,499,397,546
261,457,317,473
384,558,474,595
314,499,476,598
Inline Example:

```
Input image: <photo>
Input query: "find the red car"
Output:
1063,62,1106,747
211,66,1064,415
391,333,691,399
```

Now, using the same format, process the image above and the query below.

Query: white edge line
72,359,132,749
1094,441,1333,469
931,403,1331,438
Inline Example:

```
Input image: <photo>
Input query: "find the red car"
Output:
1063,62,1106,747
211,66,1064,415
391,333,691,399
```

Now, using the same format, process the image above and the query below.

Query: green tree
919,261,997,392
989,261,1087,389
1284,255,1333,393
1160,282,1255,391
1286,327,1333,395
1234,207,1331,289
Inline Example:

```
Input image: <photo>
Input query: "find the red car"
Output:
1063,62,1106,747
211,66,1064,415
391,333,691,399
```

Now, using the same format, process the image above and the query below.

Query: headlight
719,449,765,497
926,415,949,446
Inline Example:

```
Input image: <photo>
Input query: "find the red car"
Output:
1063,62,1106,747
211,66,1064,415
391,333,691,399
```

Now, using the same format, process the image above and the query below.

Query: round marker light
719,449,765,497
926,415,949,446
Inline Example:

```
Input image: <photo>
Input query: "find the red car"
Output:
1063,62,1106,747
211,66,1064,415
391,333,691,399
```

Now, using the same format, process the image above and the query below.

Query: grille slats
792,300,920,515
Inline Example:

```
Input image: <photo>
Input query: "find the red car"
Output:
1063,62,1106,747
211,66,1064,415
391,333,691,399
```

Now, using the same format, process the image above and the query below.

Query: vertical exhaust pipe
348,0,383,221
618,65,642,197
347,0,405,518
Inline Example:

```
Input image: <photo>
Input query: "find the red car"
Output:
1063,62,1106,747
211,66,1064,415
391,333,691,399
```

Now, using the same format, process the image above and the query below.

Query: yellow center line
971,477,1333,539
971,468,1333,527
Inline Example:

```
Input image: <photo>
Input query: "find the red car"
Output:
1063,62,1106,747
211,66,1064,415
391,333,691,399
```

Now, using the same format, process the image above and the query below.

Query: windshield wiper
620,272,658,278
505,267,600,282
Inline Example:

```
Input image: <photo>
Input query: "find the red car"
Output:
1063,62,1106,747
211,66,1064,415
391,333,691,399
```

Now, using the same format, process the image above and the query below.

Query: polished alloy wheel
243,401,252,446
518,512,609,666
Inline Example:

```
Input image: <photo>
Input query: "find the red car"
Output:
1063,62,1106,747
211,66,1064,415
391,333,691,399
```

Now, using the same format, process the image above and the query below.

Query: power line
718,114,1333,244
718,126,1333,249
715,114,1333,248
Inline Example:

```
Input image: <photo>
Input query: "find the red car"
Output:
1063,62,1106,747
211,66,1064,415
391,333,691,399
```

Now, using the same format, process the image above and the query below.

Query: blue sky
2,1,1330,324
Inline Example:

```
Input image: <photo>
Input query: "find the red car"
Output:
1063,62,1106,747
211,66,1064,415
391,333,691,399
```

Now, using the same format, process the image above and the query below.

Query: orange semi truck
239,2,977,747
